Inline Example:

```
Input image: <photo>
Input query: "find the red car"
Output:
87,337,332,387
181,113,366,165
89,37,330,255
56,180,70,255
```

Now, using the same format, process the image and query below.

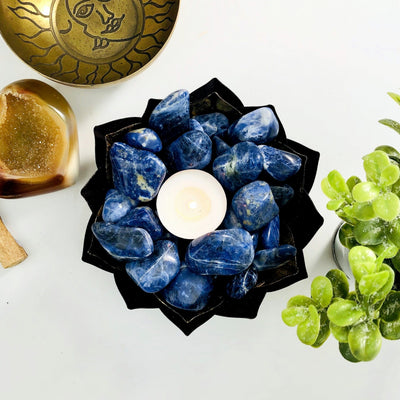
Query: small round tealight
156,170,227,240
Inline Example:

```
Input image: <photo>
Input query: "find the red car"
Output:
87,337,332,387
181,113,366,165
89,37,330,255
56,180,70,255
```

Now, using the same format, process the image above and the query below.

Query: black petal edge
81,78,324,335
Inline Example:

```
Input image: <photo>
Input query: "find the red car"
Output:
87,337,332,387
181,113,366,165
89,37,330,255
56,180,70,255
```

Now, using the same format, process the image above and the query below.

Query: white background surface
1,1,400,399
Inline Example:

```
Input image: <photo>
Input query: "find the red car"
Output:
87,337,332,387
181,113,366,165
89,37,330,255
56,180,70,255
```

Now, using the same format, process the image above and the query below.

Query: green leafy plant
322,92,400,271
282,246,400,362
283,92,400,362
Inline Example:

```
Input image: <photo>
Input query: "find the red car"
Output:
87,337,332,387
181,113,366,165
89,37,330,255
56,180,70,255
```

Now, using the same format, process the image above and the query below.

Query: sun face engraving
1,0,179,85
52,0,144,63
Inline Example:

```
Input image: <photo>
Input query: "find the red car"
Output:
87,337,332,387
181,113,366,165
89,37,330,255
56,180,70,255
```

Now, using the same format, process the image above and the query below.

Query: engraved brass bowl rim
0,0,180,87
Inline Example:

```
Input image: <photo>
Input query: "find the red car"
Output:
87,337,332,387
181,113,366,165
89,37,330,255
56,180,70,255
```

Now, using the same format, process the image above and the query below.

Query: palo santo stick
0,217,27,268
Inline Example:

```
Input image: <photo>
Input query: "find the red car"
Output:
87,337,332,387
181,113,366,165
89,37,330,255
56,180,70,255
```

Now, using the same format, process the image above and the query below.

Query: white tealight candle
156,169,227,240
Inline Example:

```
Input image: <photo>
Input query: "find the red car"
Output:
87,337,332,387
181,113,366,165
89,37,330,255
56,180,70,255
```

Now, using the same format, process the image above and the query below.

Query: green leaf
344,202,376,221
335,209,358,225
326,269,349,299
338,223,358,249
387,218,400,248
348,321,382,361
327,170,350,197
282,307,309,327
327,299,365,327
380,164,400,187
369,263,395,304
321,177,338,199
353,220,386,246
375,145,400,162
380,318,400,340
339,342,360,363
368,242,399,259
388,91,400,106
372,192,400,221
379,119,400,135
380,291,400,322
311,311,330,348
358,271,390,296
346,176,362,192
311,276,333,308
287,295,315,308
296,305,320,345
348,246,377,281
352,182,380,202
330,322,350,343
363,150,391,183
327,199,345,211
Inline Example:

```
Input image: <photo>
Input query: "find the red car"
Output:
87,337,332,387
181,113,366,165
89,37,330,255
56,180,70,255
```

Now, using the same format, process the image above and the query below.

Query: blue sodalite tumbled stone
189,118,204,132
92,222,153,261
271,185,295,208
251,232,259,250
126,240,180,293
260,215,280,249
213,142,263,192
226,266,258,299
162,266,214,311
227,120,238,141
259,145,302,181
167,130,212,171
102,189,138,223
116,206,163,241
213,136,231,157
148,89,190,142
186,228,254,275
228,107,279,144
232,180,279,231
110,142,166,202
222,207,243,229
252,244,297,271
193,112,229,138
125,128,162,153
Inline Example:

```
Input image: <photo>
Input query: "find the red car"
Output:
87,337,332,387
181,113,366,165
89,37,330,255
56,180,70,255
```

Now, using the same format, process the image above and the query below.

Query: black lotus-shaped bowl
81,78,323,335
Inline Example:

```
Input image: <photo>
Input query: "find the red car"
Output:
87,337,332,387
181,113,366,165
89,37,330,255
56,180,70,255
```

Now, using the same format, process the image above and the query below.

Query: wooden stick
0,217,27,268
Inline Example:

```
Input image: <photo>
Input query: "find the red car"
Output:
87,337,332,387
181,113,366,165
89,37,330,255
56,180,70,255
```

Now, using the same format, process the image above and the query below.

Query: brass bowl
0,0,179,86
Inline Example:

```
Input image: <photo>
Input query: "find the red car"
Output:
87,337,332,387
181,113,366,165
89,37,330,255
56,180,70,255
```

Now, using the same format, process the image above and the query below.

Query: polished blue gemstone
162,266,214,311
228,107,279,144
189,118,204,132
102,189,138,223
116,206,163,241
92,222,153,261
148,89,190,142
110,142,166,202
125,128,163,153
126,240,180,293
213,136,231,157
232,180,279,231
222,207,243,229
213,141,263,192
227,120,238,137
271,185,295,207
186,228,254,275
193,112,229,138
260,215,280,249
252,245,297,271
259,145,302,181
226,266,258,299
167,130,212,171
251,232,259,250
